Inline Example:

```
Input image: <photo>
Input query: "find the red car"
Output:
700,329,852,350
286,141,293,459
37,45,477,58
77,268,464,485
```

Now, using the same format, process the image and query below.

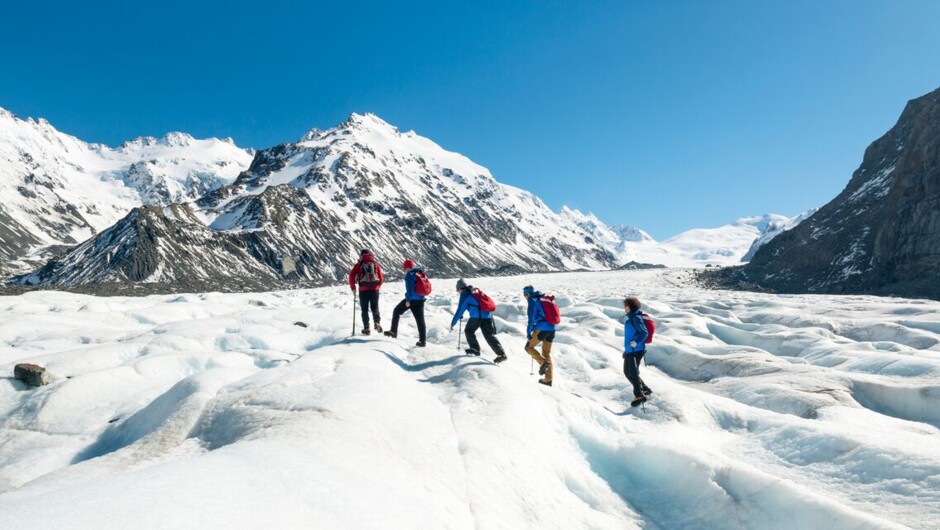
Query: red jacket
348,253,384,291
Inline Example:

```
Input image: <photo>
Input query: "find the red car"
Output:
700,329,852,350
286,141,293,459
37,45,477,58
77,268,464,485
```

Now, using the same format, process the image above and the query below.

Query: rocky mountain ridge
15,113,618,290
713,86,940,300
0,106,252,275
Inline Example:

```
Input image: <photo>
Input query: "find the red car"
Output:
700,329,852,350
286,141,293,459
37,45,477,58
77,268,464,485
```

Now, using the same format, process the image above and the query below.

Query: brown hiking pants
525,331,555,382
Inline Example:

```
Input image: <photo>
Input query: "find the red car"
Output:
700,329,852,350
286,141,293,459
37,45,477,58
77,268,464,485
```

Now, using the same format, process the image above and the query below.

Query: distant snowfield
1,270,939,529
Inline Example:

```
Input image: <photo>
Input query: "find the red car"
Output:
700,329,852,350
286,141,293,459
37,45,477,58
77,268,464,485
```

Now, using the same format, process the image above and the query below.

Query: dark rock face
733,87,940,300
617,261,667,270
14,363,50,387
0,207,44,267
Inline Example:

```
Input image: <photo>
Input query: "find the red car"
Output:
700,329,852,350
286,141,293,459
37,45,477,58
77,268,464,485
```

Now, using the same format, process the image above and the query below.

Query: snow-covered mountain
741,208,818,262
17,113,616,290
560,207,654,248
661,214,791,265
0,107,253,274
561,207,794,267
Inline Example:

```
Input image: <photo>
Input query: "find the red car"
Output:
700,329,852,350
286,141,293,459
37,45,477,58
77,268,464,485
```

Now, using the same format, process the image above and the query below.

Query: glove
629,341,637,348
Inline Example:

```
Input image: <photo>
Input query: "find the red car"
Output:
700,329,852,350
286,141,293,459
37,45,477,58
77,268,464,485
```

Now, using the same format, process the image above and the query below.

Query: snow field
1,269,939,529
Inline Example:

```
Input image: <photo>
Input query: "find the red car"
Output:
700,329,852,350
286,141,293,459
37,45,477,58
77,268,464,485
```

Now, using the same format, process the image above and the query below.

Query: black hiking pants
465,318,505,356
359,290,381,328
623,351,651,398
391,299,426,342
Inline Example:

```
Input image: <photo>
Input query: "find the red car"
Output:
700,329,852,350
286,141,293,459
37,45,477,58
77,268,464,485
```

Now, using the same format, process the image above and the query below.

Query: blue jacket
624,310,648,354
451,289,491,327
404,267,426,302
526,292,556,337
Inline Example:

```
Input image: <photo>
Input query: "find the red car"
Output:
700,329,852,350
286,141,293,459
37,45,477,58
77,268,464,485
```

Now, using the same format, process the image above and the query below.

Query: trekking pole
351,291,357,337
456,319,462,352
530,357,534,375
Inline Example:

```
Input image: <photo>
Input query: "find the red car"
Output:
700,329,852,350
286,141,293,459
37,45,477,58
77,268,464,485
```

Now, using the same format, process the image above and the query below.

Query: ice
2,269,940,528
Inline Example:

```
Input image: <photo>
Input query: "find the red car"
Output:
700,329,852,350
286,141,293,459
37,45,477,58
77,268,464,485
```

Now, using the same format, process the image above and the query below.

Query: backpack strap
629,311,646,336
468,288,481,308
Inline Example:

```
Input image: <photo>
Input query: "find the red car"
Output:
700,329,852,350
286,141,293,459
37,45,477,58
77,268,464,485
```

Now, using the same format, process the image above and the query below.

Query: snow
192,112,617,273
0,106,252,271
849,166,896,203
562,208,798,268
741,208,818,262
2,269,939,529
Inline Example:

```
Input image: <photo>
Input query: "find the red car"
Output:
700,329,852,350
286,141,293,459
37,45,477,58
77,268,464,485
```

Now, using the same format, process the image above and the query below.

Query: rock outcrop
722,87,940,299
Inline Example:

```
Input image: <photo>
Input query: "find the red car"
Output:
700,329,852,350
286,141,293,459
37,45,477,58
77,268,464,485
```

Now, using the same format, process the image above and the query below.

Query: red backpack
471,288,497,313
539,295,561,325
413,270,432,296
633,311,656,344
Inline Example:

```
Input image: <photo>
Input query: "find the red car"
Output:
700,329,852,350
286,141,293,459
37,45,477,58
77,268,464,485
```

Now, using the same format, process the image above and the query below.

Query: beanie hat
402,259,416,270
360,248,371,255
522,285,535,296
456,278,468,290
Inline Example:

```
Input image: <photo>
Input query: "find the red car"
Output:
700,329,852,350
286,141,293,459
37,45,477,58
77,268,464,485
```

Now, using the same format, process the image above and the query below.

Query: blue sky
2,1,939,239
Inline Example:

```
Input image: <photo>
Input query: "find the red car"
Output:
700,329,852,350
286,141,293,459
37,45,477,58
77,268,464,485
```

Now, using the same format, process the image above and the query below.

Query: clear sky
2,1,939,239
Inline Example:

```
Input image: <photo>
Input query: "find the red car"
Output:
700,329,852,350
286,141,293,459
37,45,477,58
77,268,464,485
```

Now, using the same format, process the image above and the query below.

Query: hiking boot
642,387,653,396
538,362,550,376
415,340,426,347
361,328,371,335
538,379,553,387
631,395,647,407
374,323,383,333
465,348,481,356
383,331,397,338
493,354,508,364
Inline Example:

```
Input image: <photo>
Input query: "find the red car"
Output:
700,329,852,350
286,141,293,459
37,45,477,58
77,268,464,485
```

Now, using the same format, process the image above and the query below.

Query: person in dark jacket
348,249,384,335
623,296,652,407
450,279,507,363
523,285,556,387
384,259,427,347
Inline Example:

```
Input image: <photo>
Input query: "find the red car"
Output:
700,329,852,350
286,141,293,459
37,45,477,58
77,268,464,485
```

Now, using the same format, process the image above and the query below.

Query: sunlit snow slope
561,208,797,267
1,270,939,529
0,106,252,273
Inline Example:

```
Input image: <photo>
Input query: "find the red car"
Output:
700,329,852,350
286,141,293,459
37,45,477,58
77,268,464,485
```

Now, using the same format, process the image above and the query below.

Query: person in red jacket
348,249,384,335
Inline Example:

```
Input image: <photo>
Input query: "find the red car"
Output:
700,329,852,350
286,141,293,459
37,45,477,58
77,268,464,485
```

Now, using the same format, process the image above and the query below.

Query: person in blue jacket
450,279,507,363
523,285,556,387
623,296,652,406
384,259,427,347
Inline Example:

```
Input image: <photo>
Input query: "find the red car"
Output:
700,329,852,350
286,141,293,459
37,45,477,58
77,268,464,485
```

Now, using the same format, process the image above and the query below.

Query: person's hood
361,252,374,263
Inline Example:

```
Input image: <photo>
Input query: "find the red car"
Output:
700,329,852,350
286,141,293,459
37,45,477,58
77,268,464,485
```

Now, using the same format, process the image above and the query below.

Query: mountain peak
344,112,396,129
299,113,400,143
161,131,195,147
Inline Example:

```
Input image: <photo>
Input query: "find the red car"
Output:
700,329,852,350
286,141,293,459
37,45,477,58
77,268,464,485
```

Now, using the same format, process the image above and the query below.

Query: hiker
450,279,507,364
348,249,384,335
523,285,557,387
384,259,428,347
623,296,653,407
